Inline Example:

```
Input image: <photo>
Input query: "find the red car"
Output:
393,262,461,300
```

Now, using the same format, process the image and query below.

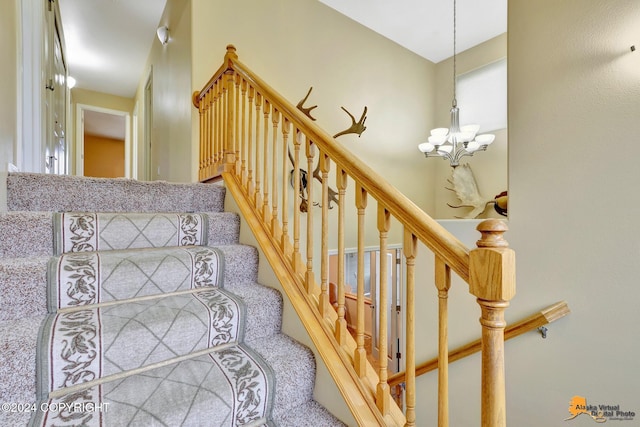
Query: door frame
329,244,404,374
75,104,131,177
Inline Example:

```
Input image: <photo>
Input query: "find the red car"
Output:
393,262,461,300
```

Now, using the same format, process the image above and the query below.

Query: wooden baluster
240,80,248,186
211,83,217,165
204,90,211,170
247,87,255,196
291,126,302,266
404,230,418,427
234,73,241,175
469,220,516,427
254,93,262,207
435,256,451,427
224,70,236,172
335,168,348,346
271,108,280,232
262,99,270,220
212,80,224,169
319,151,330,315
198,92,204,179
376,205,391,415
305,136,315,294
212,88,217,169
354,184,368,377
214,81,219,166
281,118,291,250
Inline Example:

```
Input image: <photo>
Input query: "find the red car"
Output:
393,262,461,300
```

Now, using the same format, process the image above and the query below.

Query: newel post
224,45,238,172
469,219,516,427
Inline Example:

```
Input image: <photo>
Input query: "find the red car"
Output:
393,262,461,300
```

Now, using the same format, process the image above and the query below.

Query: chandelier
418,0,495,167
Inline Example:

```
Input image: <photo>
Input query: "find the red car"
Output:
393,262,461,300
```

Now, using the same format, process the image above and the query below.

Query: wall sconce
157,26,170,45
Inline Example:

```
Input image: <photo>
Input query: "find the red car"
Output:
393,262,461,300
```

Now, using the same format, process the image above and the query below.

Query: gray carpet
0,173,345,427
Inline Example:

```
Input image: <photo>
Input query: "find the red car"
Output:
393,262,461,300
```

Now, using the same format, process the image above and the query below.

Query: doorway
329,246,403,374
75,104,130,178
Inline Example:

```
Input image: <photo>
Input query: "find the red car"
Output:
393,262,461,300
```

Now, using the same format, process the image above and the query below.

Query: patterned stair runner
29,212,277,427
30,345,274,427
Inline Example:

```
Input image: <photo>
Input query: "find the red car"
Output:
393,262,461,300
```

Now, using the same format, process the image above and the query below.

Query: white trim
132,101,139,179
75,103,131,177
14,0,22,170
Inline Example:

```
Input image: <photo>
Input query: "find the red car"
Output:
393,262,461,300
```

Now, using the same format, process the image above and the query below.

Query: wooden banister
194,45,519,427
388,301,570,388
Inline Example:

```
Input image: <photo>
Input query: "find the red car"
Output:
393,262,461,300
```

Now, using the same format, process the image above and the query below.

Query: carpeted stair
0,173,345,427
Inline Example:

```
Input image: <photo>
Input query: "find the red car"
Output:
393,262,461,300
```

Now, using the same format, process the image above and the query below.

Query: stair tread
38,288,249,397
53,212,210,255
2,173,343,426
30,343,275,427
7,173,226,213
49,245,225,311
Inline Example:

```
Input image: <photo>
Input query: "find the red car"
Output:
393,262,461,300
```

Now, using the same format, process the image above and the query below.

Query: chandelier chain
452,0,457,108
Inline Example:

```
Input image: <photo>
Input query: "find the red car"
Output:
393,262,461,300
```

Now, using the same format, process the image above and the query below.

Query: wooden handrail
388,301,570,388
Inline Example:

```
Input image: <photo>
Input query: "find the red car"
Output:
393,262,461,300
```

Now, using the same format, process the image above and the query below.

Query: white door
44,0,67,174
372,248,402,374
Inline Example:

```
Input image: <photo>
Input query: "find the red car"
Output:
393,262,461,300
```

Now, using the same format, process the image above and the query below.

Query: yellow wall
0,0,18,171
83,134,125,178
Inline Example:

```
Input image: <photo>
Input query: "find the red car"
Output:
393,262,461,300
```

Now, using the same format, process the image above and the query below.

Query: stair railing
193,45,516,427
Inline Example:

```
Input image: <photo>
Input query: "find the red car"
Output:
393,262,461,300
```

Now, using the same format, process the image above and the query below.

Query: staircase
0,172,344,426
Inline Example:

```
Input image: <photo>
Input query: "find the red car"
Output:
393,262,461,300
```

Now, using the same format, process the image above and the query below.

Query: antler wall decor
287,87,368,212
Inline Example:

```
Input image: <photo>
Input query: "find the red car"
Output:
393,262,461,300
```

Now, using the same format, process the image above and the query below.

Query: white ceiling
58,0,167,99
318,0,507,63
83,110,126,140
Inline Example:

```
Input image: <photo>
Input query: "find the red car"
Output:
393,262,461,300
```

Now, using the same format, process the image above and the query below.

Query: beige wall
505,0,640,425
0,0,18,171
134,0,192,183
433,34,508,219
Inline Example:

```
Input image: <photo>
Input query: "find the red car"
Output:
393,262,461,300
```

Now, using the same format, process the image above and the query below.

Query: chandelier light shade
418,0,495,167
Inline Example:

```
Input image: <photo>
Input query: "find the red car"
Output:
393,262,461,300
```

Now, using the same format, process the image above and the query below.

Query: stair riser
6,173,226,213
0,212,240,258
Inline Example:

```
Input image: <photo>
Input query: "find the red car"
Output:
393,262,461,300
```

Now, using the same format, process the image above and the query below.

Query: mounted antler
292,89,368,211
296,87,318,121
333,106,367,138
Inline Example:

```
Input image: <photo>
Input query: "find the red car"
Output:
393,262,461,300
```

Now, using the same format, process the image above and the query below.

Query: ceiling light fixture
156,26,170,45
418,0,495,167
67,76,76,89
